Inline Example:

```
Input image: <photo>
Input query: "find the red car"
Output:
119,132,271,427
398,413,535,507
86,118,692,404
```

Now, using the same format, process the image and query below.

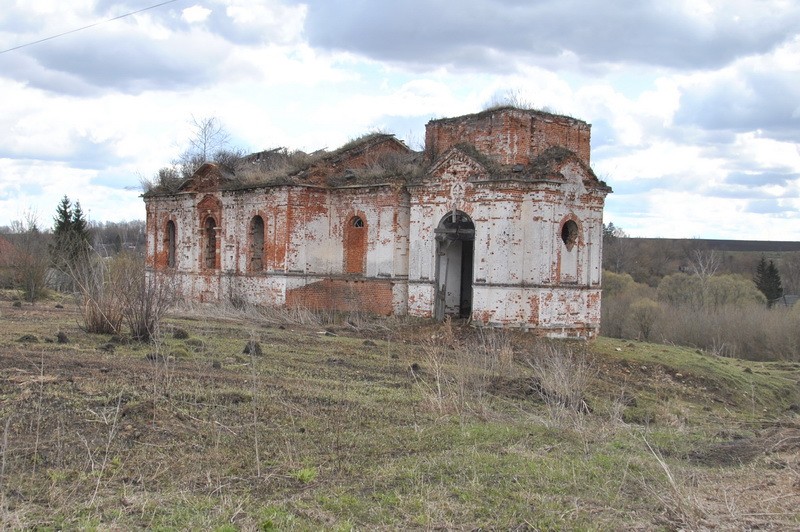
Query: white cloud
182,5,212,24
223,1,306,44
0,0,797,241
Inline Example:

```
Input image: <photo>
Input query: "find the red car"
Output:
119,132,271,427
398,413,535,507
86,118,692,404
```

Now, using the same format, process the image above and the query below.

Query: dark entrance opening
434,211,475,321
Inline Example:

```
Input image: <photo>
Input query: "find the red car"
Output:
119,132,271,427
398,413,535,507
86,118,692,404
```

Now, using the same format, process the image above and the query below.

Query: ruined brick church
144,107,611,338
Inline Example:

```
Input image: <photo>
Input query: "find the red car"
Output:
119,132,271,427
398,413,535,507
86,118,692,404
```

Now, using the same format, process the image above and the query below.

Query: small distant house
143,107,612,338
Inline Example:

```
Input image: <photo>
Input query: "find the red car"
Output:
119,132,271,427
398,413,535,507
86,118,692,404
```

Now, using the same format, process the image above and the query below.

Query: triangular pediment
428,146,490,181
197,194,222,213
179,162,235,193
530,147,604,187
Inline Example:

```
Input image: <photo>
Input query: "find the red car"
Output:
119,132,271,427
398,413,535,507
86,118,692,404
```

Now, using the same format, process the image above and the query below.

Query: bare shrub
71,252,125,334
452,327,515,413
629,298,661,341
69,251,175,340
656,304,800,361
604,266,800,360
3,213,51,302
601,271,654,338
116,253,177,341
527,342,595,426
474,327,515,377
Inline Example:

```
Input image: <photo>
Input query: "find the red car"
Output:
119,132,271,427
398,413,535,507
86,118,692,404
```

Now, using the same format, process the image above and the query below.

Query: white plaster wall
408,202,436,283
472,285,601,336
408,282,435,317
146,155,606,332
393,200,410,277
392,280,409,314
472,197,522,285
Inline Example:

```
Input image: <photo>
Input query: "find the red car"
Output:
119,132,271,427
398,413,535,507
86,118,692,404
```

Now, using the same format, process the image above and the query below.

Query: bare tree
602,223,634,274
689,248,721,304
689,249,721,280
779,252,800,295
68,248,176,339
4,211,50,301
175,116,235,177
189,116,229,160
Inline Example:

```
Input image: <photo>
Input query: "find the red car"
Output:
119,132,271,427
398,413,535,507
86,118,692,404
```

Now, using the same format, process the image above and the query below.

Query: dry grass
0,298,798,529
604,293,800,361
526,341,595,427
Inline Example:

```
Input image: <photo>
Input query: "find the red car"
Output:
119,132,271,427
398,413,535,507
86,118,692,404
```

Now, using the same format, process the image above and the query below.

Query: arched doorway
344,215,367,274
434,211,474,321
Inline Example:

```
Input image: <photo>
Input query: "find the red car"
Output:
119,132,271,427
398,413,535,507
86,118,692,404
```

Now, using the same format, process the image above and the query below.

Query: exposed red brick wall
152,215,174,270
425,108,591,166
304,137,410,185
530,118,591,164
286,278,394,315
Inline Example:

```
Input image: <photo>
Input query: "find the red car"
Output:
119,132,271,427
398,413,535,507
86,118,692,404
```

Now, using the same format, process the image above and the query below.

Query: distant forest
0,219,146,257
4,216,798,295
603,225,800,295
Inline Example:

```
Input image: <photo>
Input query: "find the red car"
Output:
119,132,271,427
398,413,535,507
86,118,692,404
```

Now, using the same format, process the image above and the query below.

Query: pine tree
50,196,91,278
70,201,91,256
754,255,784,307
53,196,72,237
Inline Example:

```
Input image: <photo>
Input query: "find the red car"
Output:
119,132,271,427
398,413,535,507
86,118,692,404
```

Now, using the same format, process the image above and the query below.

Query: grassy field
1,295,799,530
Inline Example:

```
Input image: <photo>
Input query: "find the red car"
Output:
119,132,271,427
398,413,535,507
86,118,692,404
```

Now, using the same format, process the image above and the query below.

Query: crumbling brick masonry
144,107,611,338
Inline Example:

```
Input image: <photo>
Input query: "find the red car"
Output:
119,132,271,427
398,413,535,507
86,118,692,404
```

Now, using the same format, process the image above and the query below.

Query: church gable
529,147,604,187
297,134,413,186
428,146,490,184
179,163,235,193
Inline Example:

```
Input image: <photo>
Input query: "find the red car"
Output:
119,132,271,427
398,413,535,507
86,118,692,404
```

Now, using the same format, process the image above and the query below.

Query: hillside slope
1,300,798,529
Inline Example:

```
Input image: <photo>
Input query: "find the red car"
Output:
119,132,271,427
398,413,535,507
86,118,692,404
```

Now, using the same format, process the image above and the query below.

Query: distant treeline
623,237,800,253
603,229,800,294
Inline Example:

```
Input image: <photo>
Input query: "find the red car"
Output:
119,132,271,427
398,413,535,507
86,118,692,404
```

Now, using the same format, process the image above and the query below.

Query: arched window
344,215,366,274
203,217,217,269
249,215,265,271
561,219,579,252
165,220,176,268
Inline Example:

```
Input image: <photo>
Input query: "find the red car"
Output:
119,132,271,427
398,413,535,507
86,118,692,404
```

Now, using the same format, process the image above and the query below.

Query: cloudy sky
1,0,798,239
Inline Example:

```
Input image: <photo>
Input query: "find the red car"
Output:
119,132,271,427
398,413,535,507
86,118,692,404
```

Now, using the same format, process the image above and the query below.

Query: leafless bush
656,304,800,361
116,253,177,341
71,252,125,334
527,342,594,426
2,213,51,301
70,251,176,340
629,298,661,341
474,327,515,377
603,274,800,360
601,271,655,338
451,327,514,412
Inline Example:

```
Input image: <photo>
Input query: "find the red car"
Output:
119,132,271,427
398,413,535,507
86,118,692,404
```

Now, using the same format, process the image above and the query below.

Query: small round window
561,220,579,251
352,216,364,228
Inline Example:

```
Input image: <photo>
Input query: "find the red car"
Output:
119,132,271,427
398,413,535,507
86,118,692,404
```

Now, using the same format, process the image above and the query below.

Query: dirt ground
1,299,799,529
